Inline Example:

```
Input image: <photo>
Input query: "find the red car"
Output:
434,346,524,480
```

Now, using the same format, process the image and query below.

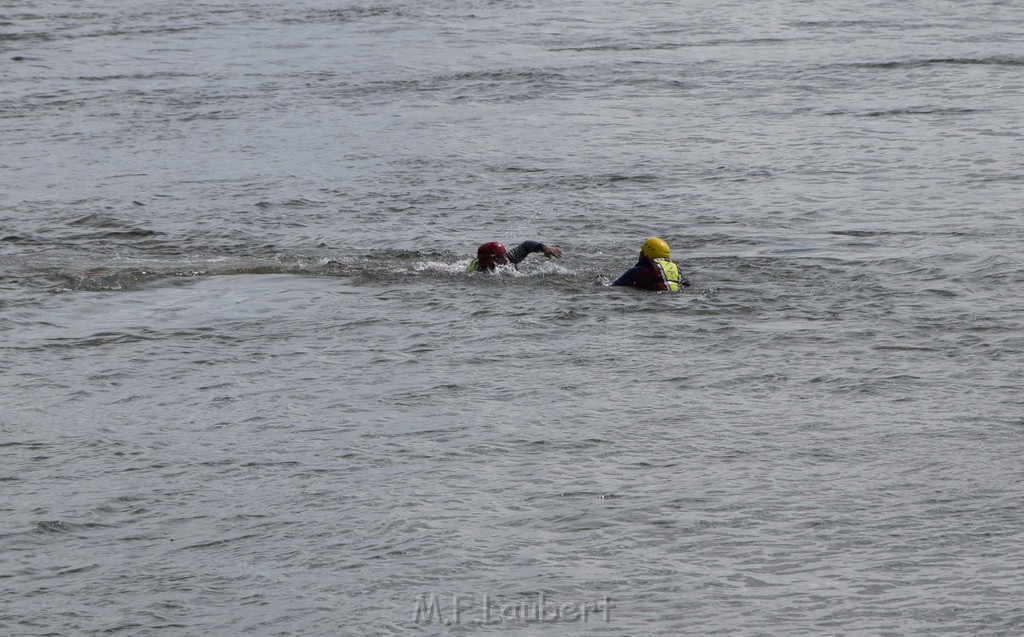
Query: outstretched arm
506,241,563,264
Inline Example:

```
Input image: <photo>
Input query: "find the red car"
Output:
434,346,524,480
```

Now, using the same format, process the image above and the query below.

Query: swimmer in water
467,241,562,272
612,237,690,291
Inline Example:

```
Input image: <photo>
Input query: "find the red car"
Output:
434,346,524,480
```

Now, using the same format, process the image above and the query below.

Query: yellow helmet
640,237,670,260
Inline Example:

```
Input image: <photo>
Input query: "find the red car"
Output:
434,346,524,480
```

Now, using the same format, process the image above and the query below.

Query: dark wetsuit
468,241,549,272
612,257,690,291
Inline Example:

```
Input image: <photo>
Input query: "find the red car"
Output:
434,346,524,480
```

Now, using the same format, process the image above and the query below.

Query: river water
2,1,1023,635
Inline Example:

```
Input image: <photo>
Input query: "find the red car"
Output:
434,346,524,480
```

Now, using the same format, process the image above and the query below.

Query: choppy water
3,1,1023,635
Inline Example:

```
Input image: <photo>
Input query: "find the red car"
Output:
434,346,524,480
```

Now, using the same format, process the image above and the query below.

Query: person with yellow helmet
612,237,690,291
467,240,563,272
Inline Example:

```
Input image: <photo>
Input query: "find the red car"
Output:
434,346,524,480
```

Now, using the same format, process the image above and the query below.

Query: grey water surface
2,1,1023,635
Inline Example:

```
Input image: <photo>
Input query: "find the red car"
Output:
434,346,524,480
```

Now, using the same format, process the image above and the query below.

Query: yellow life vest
466,259,480,273
654,258,682,292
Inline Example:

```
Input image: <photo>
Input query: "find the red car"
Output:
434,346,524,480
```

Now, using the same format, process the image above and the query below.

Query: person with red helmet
466,240,562,272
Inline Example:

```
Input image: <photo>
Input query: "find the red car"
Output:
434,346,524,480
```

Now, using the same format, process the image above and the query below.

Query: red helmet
476,241,507,267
